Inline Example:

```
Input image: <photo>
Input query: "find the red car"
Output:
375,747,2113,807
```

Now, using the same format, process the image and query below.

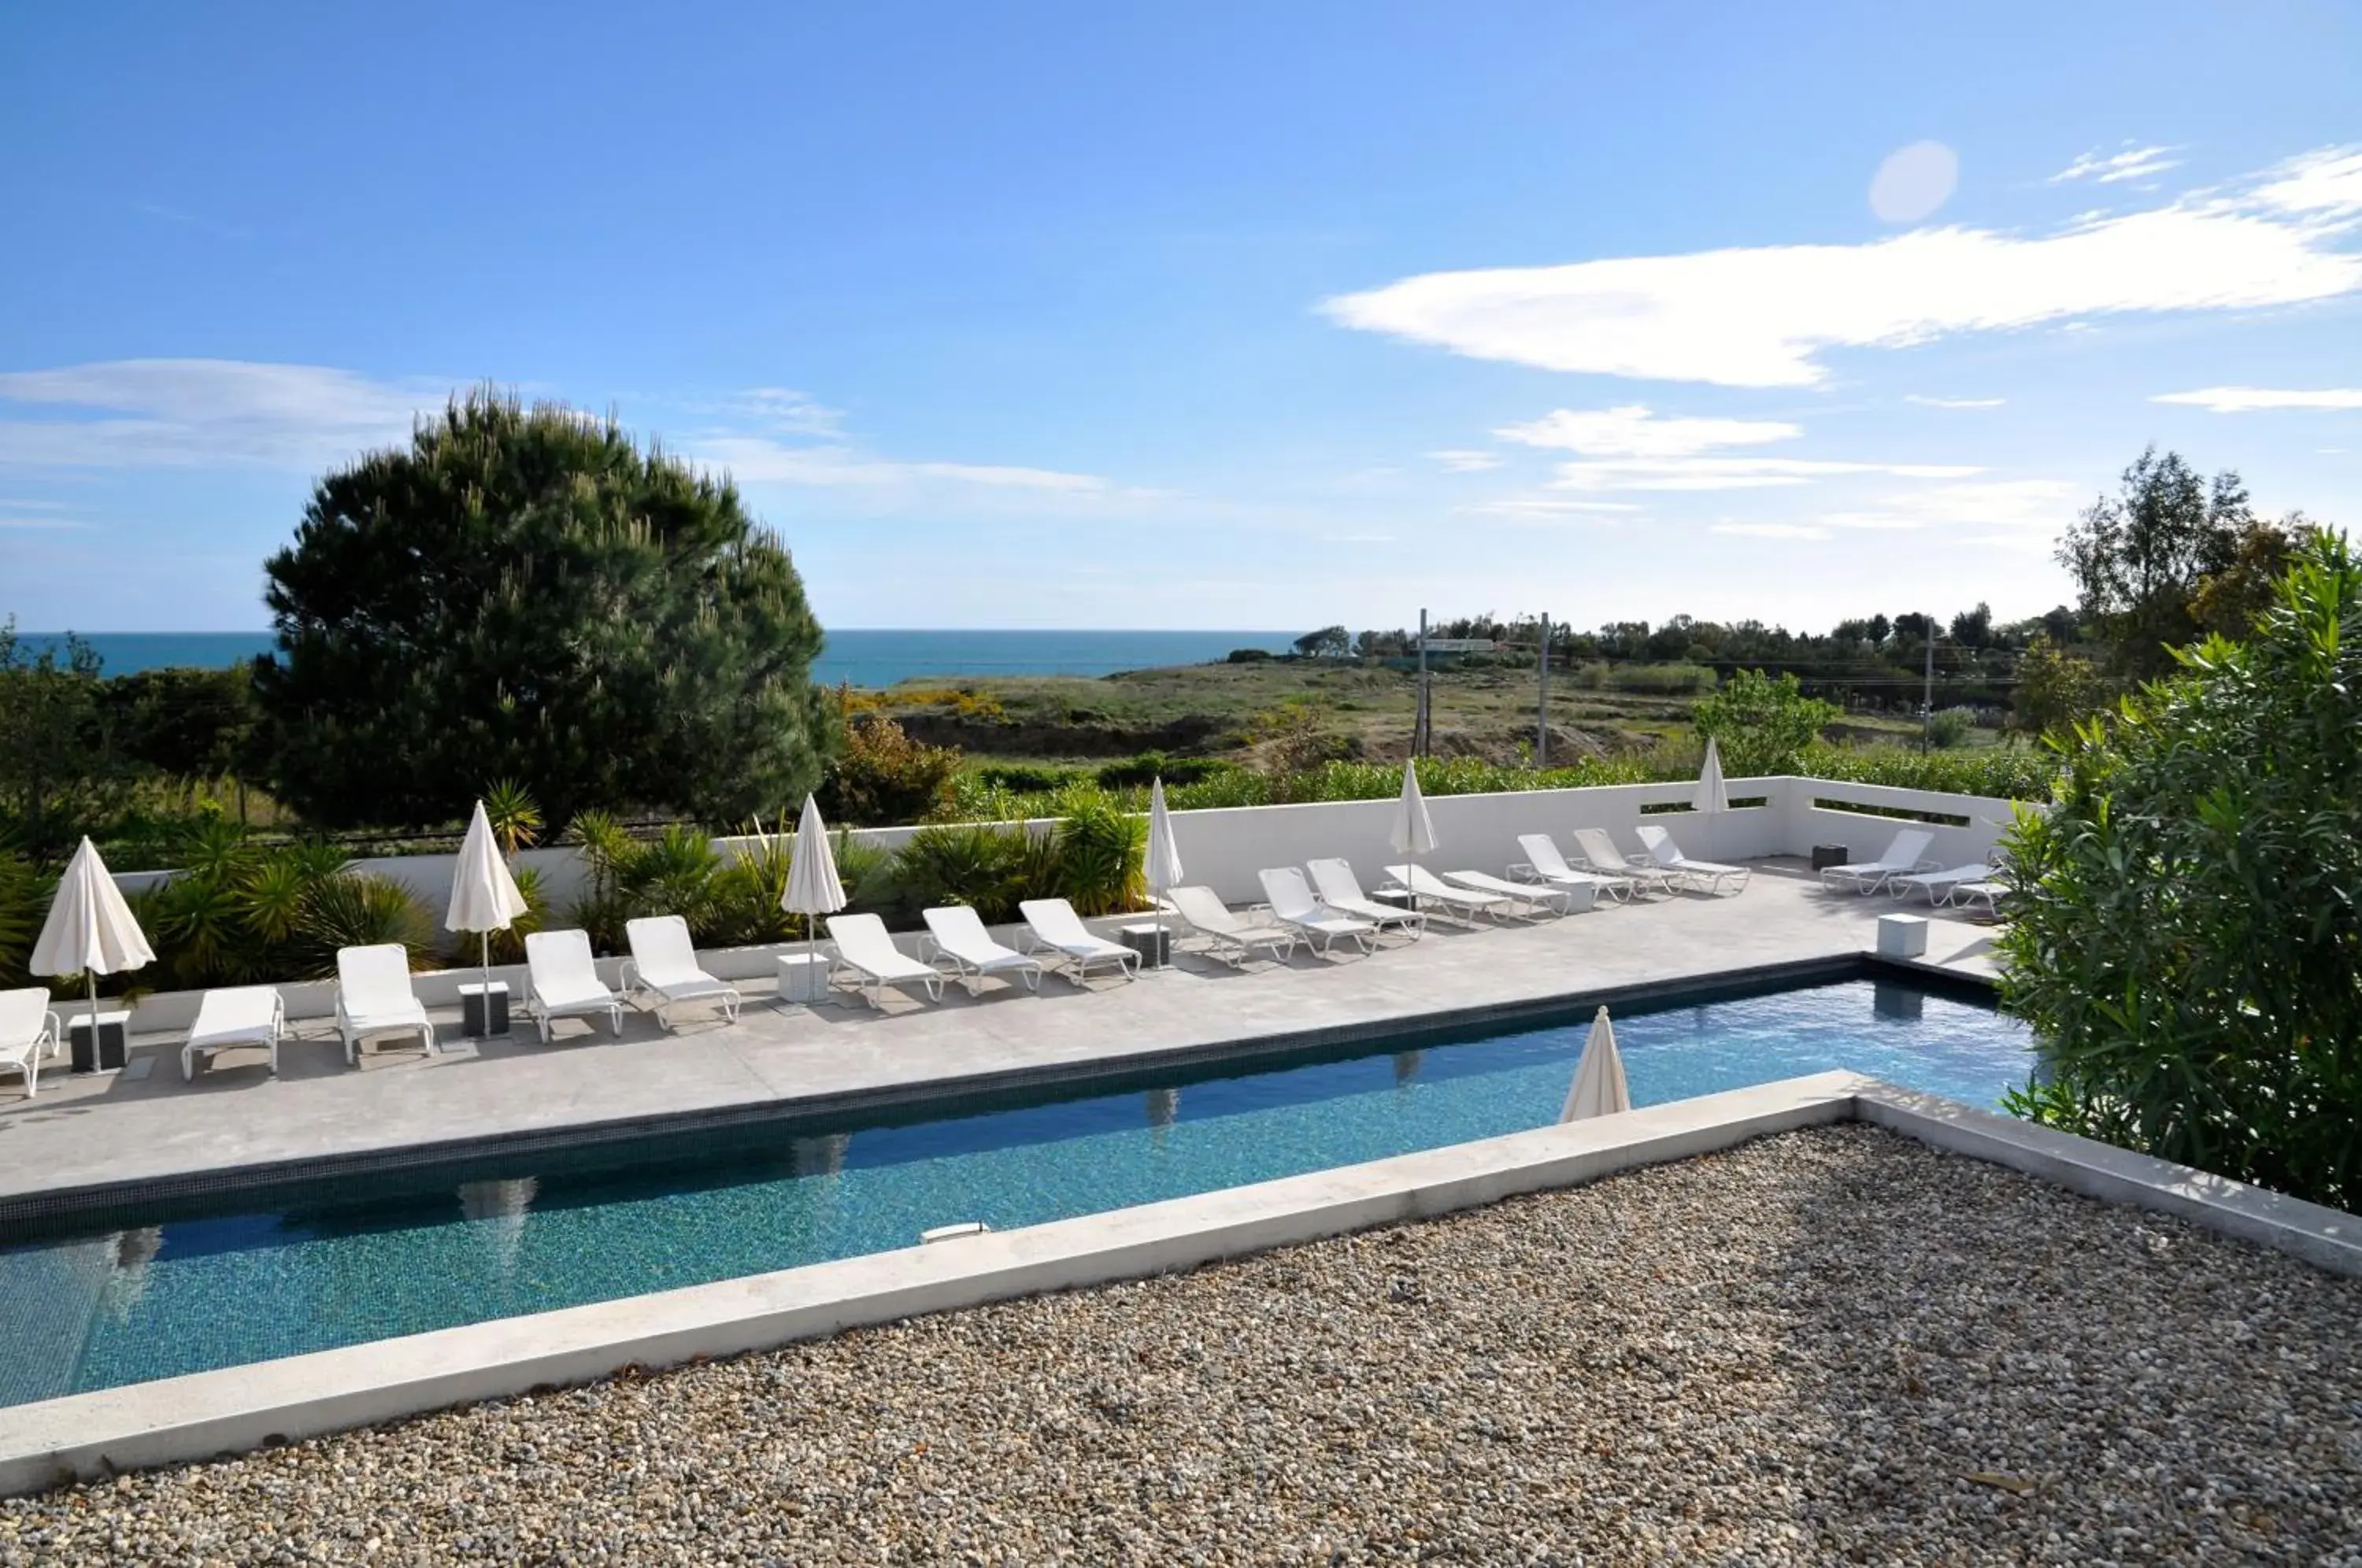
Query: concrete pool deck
0,860,2002,1216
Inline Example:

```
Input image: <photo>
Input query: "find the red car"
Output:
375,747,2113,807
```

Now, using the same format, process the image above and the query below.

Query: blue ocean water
12,629,1295,685
0,979,2030,1407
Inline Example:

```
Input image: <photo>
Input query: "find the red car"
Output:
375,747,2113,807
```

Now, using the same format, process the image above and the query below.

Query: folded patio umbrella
782,793,850,987
1145,777,1183,963
1693,736,1730,813
31,836,157,1035
1560,1005,1632,1122
1390,758,1438,895
446,800,531,1004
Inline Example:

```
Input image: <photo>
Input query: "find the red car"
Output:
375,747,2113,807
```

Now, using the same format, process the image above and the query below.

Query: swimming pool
0,976,2029,1408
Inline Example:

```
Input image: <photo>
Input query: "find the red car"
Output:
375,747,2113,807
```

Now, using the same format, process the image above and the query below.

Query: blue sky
2,2,2357,634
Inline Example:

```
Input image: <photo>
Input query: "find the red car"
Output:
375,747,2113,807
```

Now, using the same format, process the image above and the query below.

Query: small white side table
1876,913,1930,960
776,951,833,1004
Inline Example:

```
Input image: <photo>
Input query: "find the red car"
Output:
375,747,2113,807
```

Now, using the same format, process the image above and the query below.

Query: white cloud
696,435,1108,493
2049,143,2183,185
1550,457,1982,493
1869,142,1959,224
728,386,846,438
1822,477,2081,536
2153,385,2362,412
1461,497,1641,520
1494,405,1800,458
1904,394,2005,409
1711,523,1830,541
1426,449,1501,472
1320,148,2362,386
0,359,443,468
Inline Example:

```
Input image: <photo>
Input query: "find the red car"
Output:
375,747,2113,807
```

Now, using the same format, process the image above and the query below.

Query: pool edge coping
3,1067,2356,1499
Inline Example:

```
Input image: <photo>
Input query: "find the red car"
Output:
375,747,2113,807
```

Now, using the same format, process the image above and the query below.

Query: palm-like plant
483,778,544,857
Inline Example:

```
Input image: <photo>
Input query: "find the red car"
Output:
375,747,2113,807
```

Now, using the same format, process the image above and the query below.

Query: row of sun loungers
1818,827,2009,912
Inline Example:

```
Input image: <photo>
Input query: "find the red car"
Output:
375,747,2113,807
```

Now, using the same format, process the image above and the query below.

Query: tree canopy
254,392,830,829
1998,530,2362,1210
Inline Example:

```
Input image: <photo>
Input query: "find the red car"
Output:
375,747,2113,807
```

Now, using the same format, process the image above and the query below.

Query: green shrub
975,763,1072,793
894,823,1055,926
1691,669,1839,776
1997,533,2362,1210
820,714,961,826
294,874,435,975
1800,744,2057,801
1054,801,1146,915
1925,707,1977,749
0,851,49,988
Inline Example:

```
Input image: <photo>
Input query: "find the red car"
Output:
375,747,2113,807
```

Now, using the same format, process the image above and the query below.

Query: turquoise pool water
0,978,2028,1407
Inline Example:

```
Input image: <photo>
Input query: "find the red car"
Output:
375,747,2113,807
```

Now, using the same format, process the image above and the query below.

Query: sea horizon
10,627,1302,686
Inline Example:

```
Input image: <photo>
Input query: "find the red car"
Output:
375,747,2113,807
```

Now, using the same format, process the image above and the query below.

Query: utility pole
1416,607,1430,759
1920,614,1936,754
1535,612,1550,767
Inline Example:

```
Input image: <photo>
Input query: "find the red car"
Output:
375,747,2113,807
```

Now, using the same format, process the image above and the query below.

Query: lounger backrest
1258,867,1320,921
1168,886,1237,932
1635,824,1679,863
923,904,992,952
624,915,701,981
525,929,598,989
1386,864,1447,897
0,988,50,1045
1020,899,1090,945
1305,858,1364,906
1518,834,1575,878
337,945,415,1010
1882,828,1934,867
1572,828,1626,868
827,913,900,967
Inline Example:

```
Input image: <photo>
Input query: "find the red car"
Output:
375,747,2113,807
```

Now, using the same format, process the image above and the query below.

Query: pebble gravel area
6,1124,2360,1566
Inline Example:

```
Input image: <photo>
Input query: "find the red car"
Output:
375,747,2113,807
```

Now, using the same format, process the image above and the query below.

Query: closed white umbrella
1693,736,1730,813
446,801,530,1013
1144,778,1183,967
1390,758,1438,905
31,837,156,1043
782,794,849,995
1559,1005,1632,1122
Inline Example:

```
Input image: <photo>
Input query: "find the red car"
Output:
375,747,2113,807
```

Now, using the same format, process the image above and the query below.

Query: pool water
0,978,2028,1407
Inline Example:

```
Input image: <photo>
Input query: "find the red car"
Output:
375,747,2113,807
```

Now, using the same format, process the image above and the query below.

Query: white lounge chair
1570,828,1678,896
1442,868,1571,917
1887,864,1991,905
0,989,61,1100
1019,898,1141,986
336,944,437,1065
827,914,948,1009
1257,868,1378,955
1164,886,1295,967
1305,858,1427,941
1635,824,1750,894
183,986,284,1081
1512,834,1631,904
524,929,625,1041
620,915,742,1027
1385,864,1508,923
1948,877,2009,918
921,905,1045,994
1819,828,1937,895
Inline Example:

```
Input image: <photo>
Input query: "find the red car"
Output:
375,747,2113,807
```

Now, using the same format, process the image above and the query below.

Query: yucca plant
484,864,550,965
704,831,797,948
1054,801,1146,916
294,874,435,976
894,823,1035,925
0,850,53,988
483,778,544,857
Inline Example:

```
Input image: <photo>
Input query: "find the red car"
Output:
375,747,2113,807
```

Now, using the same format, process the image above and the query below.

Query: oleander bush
1997,531,2362,1210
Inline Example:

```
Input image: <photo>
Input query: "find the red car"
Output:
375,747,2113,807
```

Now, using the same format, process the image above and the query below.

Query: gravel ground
5,1123,2359,1566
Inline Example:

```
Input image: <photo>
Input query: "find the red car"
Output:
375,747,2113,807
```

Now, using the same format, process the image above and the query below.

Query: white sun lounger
1386,864,1508,923
1635,825,1750,894
1443,868,1571,917
827,914,948,1009
921,905,1045,994
1512,834,1631,904
0,989,61,1100
1305,858,1427,940
336,944,438,1066
1949,878,2008,917
1165,886,1296,967
1819,828,1938,895
524,929,625,1041
1570,828,1678,896
1887,864,1993,904
620,915,742,1028
1259,867,1378,955
183,986,285,1081
1019,898,1141,986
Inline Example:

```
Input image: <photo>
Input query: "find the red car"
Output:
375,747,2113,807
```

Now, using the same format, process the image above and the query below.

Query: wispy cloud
0,359,443,468
727,387,846,438
2153,385,2362,412
1425,449,1500,472
1550,457,1981,493
1904,394,2005,409
2048,142,2183,186
1321,147,2362,386
1495,405,1800,458
694,435,1109,494
1710,522,1829,541
1821,478,2082,542
1460,497,1642,521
